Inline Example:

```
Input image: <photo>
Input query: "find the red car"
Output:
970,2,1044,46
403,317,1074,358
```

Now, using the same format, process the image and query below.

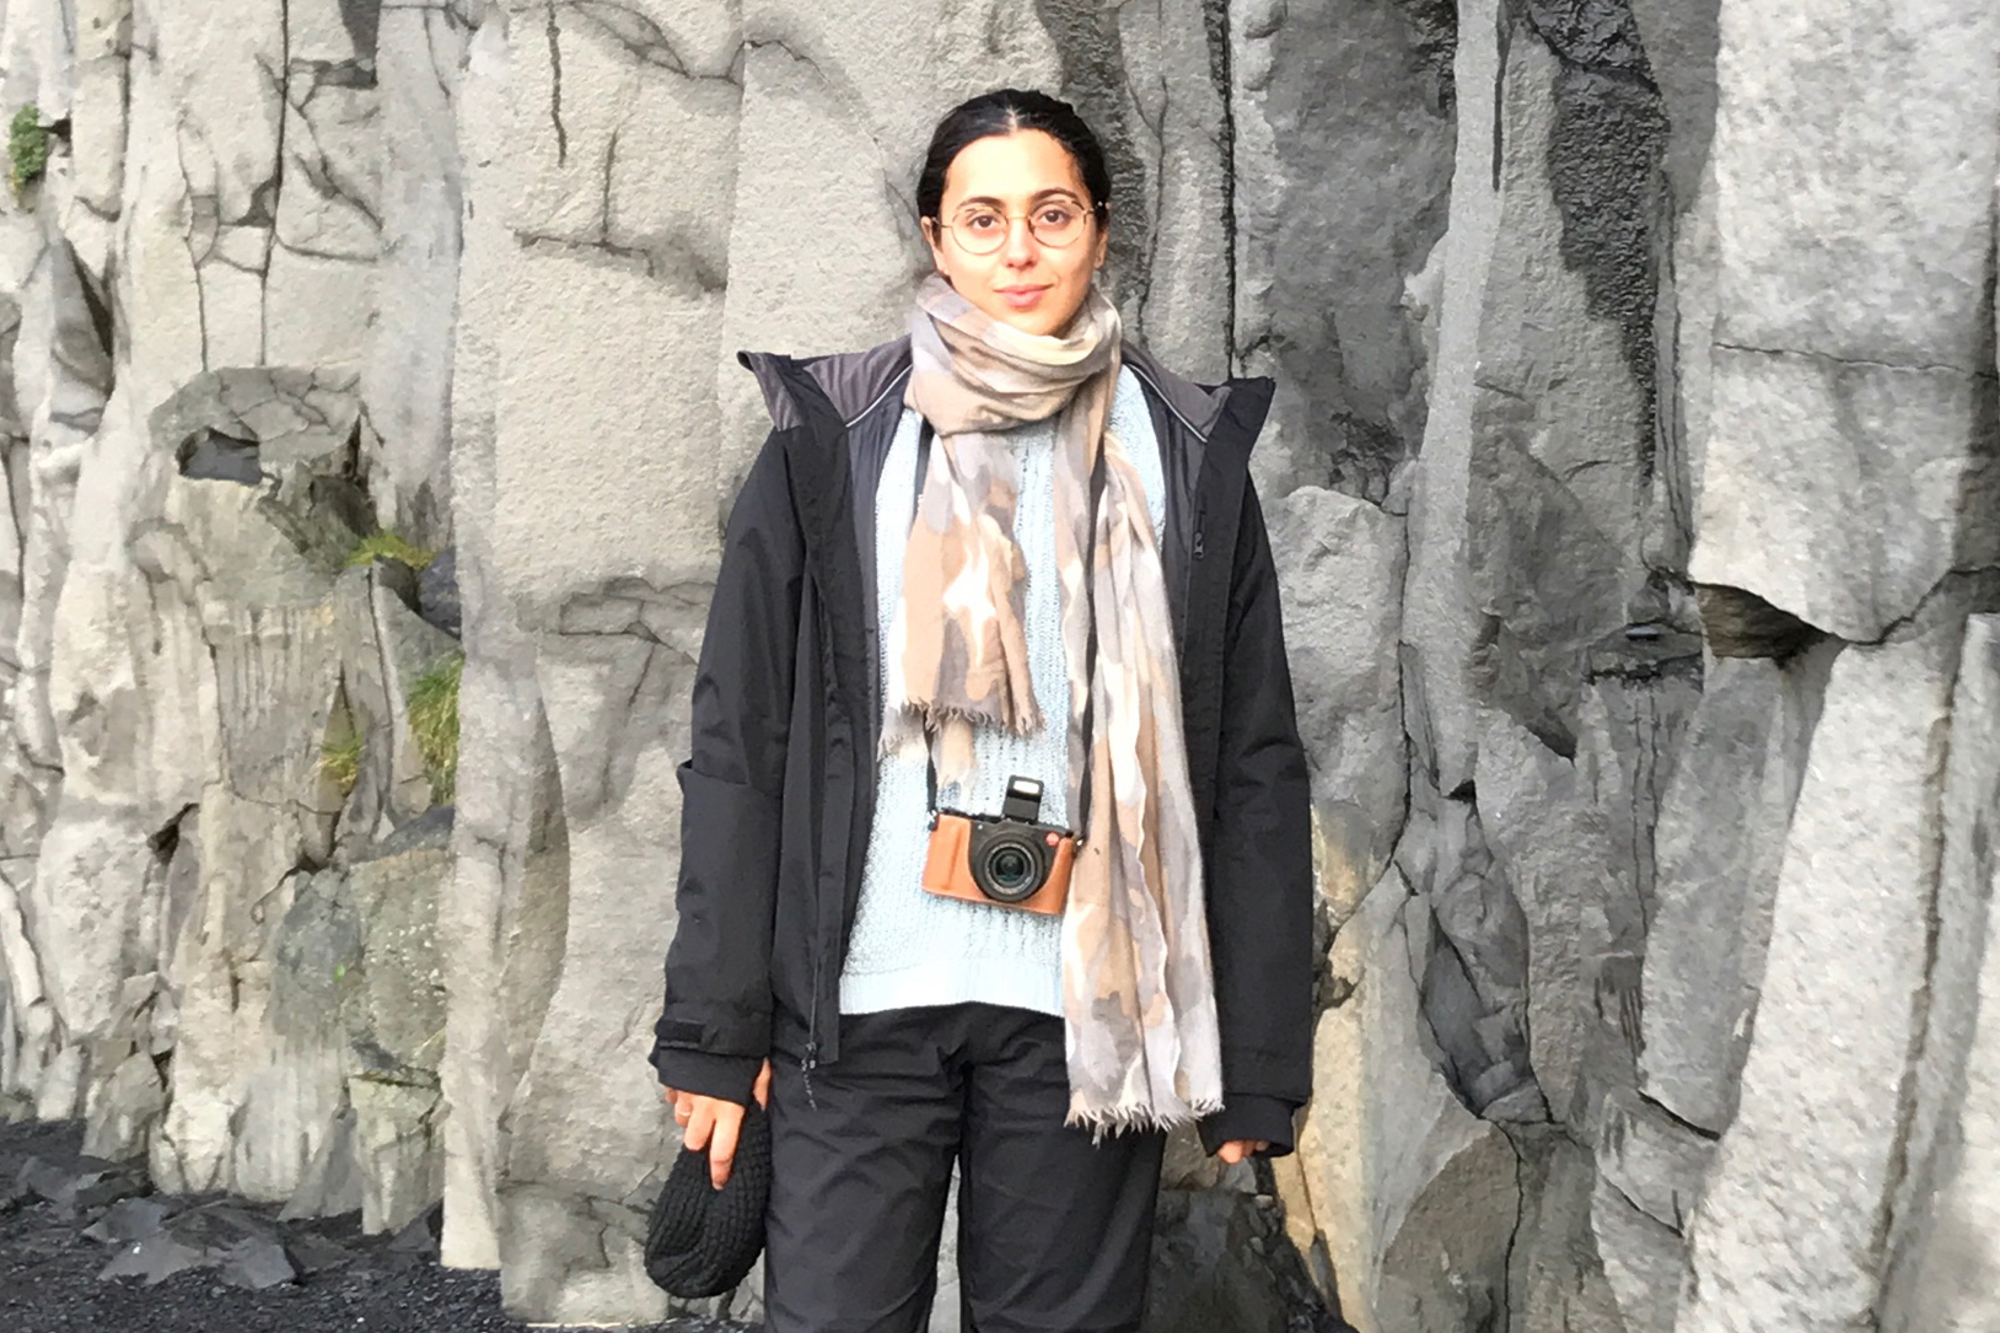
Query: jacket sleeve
1198,478,1314,1158
651,431,802,1104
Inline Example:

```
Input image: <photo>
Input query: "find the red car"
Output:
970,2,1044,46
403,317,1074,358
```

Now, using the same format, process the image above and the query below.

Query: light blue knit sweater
840,367,1167,1017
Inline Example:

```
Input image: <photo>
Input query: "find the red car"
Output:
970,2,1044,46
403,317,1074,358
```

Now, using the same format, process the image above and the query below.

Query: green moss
7,107,48,202
320,728,364,798
320,683,366,799
408,651,462,806
344,531,438,571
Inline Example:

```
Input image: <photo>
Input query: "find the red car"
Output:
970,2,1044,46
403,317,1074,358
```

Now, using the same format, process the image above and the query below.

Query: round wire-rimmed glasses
933,198,1096,255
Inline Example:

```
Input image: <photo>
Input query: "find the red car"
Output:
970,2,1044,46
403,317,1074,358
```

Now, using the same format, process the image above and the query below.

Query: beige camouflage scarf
886,272,1223,1133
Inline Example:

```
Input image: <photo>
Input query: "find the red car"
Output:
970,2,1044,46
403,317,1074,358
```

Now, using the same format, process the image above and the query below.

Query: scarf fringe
878,702,1038,760
1064,1097,1227,1144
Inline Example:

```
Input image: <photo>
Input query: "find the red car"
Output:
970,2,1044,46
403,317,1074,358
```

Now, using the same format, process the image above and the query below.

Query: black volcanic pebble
82,1197,177,1245
73,1162,148,1213
15,1154,148,1221
96,1228,209,1286
284,1229,357,1276
216,1235,297,1291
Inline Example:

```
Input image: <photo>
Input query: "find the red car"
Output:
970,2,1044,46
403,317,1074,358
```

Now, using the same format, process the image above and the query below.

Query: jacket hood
737,334,1251,443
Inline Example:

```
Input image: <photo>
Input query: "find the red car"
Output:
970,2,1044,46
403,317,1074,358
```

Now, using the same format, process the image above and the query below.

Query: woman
653,88,1312,1332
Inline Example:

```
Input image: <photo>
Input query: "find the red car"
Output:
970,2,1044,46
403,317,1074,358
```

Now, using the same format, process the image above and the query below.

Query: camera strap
911,418,1103,838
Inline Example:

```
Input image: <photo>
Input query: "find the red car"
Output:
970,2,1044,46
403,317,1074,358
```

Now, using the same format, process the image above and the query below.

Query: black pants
763,1003,1167,1333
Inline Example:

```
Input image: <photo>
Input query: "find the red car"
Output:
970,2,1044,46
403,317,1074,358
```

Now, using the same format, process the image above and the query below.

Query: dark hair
916,89,1112,223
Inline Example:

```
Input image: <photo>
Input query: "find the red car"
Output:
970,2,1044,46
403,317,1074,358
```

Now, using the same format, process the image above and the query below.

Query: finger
660,1085,676,1104
684,1101,715,1154
1218,1141,1244,1165
754,1060,773,1110
709,1107,743,1190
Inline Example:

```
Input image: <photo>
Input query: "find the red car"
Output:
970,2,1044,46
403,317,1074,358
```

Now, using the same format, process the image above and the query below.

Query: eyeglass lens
945,201,1089,254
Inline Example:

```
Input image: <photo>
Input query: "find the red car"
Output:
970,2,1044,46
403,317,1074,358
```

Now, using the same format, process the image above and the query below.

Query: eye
1038,205,1078,228
959,209,1003,232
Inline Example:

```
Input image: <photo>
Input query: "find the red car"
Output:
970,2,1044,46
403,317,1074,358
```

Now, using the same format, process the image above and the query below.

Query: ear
1091,206,1111,270
923,216,953,278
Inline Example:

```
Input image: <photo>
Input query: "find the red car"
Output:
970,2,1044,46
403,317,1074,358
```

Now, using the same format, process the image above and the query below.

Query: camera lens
977,835,1044,903
990,847,1032,889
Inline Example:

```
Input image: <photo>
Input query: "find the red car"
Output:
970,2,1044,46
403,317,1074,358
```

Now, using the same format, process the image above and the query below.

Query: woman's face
925,129,1110,338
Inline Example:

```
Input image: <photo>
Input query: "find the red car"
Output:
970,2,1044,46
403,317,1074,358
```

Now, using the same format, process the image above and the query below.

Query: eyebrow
951,188,1087,210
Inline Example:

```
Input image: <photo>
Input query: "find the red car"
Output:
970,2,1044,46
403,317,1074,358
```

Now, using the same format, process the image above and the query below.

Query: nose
1001,215,1036,268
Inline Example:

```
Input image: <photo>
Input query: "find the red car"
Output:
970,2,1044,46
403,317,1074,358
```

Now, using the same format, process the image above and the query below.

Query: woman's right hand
660,1060,773,1190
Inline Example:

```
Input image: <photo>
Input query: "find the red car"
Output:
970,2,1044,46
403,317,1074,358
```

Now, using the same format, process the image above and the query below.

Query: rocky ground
0,1119,745,1333
3,1117,1342,1333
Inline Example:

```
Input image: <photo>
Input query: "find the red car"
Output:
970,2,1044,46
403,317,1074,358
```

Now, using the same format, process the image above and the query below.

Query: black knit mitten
642,1101,771,1299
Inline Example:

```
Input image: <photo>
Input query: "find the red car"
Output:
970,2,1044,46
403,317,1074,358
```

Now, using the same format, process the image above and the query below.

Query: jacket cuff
653,1046,762,1105
1199,1094,1299,1158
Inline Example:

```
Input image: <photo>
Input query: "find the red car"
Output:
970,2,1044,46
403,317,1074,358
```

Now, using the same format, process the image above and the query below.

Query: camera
921,776,1076,916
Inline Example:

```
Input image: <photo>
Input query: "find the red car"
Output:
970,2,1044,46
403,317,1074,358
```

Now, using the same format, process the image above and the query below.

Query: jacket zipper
804,594,835,1112
1185,505,1206,644
803,955,822,1109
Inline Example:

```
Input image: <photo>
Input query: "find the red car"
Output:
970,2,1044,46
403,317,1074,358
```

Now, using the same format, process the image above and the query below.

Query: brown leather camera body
922,810,1075,917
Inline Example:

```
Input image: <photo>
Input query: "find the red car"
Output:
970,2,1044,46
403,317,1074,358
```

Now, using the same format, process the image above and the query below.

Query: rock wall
0,1,1994,1330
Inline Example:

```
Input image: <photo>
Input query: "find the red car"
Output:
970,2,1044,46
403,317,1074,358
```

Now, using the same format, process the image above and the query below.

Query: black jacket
650,336,1313,1154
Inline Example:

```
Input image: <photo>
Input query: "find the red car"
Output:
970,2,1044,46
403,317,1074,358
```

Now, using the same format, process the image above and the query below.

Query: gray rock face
1299,873,1519,1332
1593,1178,1688,1333
436,8,561,1275
1402,790,1536,1121
1639,652,1825,1132
1678,612,1972,1332
0,14,458,1219
0,0,1994,1329
1229,0,1455,500
1877,614,2000,1333
1686,0,2000,640
1267,487,1407,916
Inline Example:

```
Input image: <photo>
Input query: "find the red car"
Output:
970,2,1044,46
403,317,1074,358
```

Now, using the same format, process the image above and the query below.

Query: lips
997,285,1049,309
